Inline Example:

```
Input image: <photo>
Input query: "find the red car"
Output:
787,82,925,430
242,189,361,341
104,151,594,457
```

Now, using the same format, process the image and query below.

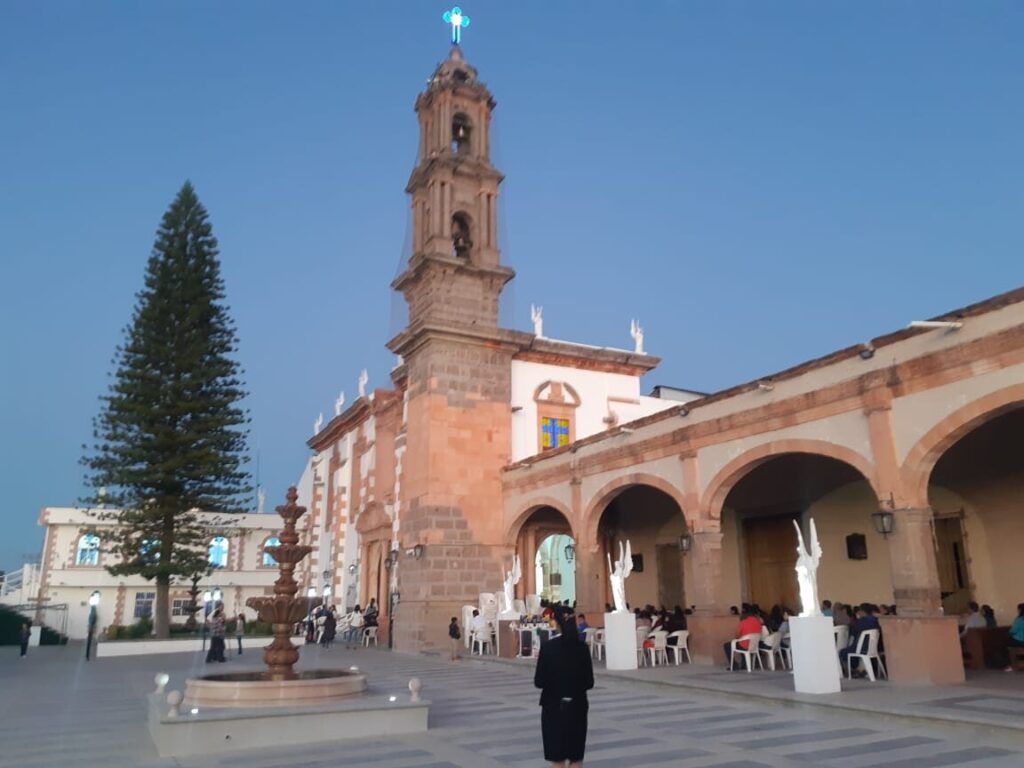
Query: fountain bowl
183,669,367,709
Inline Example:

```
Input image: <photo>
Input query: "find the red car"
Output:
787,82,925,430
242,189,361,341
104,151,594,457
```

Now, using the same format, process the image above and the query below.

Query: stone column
887,507,942,617
880,505,965,684
685,530,735,666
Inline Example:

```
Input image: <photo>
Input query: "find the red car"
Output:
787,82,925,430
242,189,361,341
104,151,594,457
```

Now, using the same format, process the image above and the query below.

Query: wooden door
743,514,799,609
656,544,684,609
934,516,971,615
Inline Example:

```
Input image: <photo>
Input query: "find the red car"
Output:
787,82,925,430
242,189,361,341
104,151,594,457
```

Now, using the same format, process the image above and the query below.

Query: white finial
313,413,324,435
257,487,266,514
334,391,346,416
531,304,544,338
630,319,645,355
358,369,369,399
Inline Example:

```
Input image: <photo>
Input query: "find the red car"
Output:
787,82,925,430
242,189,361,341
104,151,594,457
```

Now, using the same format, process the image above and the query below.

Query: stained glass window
541,417,571,450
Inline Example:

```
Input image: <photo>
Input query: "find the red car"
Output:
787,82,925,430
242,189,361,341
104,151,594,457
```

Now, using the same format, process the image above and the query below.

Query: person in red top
723,608,764,669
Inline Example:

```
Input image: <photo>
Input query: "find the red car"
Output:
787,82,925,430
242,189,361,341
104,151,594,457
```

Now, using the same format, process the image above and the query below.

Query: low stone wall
98,636,271,658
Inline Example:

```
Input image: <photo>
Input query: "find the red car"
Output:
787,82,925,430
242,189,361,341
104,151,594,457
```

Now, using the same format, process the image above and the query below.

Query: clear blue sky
1,2,1021,570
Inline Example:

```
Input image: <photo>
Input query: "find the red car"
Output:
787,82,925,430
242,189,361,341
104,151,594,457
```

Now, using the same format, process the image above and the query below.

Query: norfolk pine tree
83,182,251,639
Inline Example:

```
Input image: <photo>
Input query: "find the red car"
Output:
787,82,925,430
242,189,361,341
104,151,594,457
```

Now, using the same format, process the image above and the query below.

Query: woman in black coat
534,608,595,767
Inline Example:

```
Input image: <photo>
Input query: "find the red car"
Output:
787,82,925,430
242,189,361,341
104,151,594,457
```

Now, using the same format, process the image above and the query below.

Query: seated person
635,610,653,631
666,606,688,640
960,601,987,637
765,605,785,634
840,603,881,677
576,613,590,634
1004,602,1024,672
723,608,764,669
470,609,488,638
821,599,833,618
982,604,997,629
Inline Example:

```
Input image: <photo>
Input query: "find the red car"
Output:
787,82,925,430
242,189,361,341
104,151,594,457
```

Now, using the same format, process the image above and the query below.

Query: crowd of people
305,598,379,650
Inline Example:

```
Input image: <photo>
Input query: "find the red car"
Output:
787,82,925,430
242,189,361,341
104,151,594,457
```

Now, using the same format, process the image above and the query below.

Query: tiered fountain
149,488,427,758
182,487,367,707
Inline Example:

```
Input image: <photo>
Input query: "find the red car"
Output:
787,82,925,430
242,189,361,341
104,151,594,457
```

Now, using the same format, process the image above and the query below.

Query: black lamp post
85,590,100,661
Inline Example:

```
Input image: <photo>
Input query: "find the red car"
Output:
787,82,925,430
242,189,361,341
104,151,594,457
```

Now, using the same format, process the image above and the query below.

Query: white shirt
470,615,487,635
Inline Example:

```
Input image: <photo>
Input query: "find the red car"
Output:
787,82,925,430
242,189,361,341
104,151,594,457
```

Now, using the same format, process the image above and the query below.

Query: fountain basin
183,669,367,708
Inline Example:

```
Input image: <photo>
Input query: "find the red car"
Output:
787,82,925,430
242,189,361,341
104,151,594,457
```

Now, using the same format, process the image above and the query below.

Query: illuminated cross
443,6,471,45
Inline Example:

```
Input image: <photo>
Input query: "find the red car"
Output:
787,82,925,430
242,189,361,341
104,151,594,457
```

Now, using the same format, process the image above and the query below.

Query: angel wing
809,518,823,560
622,540,633,579
792,519,807,556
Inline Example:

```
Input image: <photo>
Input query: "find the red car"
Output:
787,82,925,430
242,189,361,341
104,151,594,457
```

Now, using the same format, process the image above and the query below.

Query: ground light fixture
323,584,331,599
306,586,317,598
212,587,222,604
89,590,101,607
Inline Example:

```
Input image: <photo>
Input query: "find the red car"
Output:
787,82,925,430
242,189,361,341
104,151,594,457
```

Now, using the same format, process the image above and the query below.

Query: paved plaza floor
2,642,1024,768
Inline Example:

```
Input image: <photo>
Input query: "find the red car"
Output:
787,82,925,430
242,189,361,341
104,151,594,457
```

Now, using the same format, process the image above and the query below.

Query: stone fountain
148,489,428,758
182,487,366,707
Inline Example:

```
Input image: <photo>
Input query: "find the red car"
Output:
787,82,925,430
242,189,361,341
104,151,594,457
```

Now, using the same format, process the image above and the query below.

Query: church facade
300,46,1024,684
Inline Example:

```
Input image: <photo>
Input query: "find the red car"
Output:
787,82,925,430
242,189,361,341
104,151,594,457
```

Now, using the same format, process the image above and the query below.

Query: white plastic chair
845,628,887,681
647,630,669,666
471,630,492,656
729,632,764,672
760,631,786,671
666,630,691,664
592,628,605,661
362,626,378,647
779,633,792,669
833,624,849,653
636,627,651,666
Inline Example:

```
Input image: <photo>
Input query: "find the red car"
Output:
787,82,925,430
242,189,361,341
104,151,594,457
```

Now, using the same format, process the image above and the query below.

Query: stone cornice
515,338,660,376
391,252,515,294
308,397,372,451
387,320,530,359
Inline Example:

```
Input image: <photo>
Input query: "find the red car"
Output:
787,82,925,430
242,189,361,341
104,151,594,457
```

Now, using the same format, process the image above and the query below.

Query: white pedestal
790,615,841,695
29,626,41,647
604,612,638,671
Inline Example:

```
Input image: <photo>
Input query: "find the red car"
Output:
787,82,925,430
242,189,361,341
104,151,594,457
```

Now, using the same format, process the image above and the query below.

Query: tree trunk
154,574,171,639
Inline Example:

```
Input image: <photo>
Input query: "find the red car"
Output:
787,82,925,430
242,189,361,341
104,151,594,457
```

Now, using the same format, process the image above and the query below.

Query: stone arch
582,473,689,548
701,439,880,520
902,383,1024,508
506,497,575,547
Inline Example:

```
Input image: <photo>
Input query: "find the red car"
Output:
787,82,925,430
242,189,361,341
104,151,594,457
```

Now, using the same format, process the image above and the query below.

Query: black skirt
541,699,589,762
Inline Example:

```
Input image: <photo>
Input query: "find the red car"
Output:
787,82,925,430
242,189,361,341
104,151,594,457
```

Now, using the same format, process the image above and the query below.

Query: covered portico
503,288,1024,685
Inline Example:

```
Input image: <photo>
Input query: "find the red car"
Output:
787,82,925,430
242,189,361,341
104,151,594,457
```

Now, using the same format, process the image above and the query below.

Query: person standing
534,608,594,768
19,622,31,658
321,608,337,649
448,616,462,662
344,605,364,649
206,607,227,663
235,613,246,655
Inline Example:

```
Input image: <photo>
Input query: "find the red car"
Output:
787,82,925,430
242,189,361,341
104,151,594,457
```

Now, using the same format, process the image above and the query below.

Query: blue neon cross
443,6,471,45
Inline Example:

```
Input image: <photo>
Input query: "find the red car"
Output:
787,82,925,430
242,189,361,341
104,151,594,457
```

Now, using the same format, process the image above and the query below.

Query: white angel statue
334,390,346,416
530,304,544,338
630,319,644,354
357,369,369,398
502,554,521,615
607,540,633,613
793,518,823,618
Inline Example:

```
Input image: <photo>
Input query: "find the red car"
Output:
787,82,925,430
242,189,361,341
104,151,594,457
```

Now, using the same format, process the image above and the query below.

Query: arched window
451,113,472,155
262,537,280,567
76,534,100,566
209,536,229,568
452,212,473,259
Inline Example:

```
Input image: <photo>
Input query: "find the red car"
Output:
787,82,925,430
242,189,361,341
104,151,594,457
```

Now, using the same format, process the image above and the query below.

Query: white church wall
510,360,675,461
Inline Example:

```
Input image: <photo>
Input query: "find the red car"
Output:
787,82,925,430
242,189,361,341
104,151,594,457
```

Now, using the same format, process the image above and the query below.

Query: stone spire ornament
630,319,645,355
313,413,324,435
357,369,369,399
531,304,544,338
334,391,346,417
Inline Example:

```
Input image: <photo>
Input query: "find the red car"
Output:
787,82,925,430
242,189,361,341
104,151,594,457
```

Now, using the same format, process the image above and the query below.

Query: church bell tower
388,46,522,652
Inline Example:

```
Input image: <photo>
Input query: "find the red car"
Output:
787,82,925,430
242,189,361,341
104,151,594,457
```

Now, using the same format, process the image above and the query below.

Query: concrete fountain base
149,681,428,757
183,669,368,708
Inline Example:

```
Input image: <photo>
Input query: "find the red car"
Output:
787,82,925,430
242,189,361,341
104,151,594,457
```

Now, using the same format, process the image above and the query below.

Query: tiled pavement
1,644,1023,768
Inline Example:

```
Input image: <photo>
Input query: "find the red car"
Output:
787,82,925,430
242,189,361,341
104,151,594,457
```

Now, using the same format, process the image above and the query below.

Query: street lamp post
85,591,100,661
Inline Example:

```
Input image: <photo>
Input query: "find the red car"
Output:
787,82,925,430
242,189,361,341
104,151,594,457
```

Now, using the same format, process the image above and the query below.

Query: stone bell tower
388,46,523,651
